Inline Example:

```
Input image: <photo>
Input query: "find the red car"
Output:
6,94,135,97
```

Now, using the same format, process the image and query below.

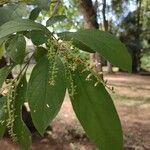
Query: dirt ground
0,73,150,150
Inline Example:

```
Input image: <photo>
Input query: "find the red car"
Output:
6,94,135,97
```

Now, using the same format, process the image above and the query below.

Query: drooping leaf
0,19,51,39
27,56,66,134
33,46,47,61
0,4,28,26
30,30,48,45
58,32,94,53
61,29,132,71
13,76,32,150
0,97,7,138
72,39,95,53
6,35,26,64
0,66,11,88
29,7,41,21
46,15,67,27
69,66,123,150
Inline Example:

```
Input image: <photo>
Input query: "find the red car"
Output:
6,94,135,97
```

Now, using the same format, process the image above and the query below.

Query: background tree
118,0,150,72
77,0,103,75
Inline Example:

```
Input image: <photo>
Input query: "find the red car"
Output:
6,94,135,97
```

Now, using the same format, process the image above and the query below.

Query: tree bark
77,0,103,73
132,0,142,72
102,0,113,73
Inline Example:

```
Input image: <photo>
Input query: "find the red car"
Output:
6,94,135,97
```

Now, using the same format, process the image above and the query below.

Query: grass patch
112,93,150,106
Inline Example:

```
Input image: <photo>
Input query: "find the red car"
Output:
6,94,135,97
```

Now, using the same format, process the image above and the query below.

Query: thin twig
51,0,61,17
15,53,34,81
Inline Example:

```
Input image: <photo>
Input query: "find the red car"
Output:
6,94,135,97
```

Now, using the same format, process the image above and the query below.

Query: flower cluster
6,79,17,142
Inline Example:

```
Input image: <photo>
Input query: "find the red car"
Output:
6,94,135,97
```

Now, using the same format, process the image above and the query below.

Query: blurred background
0,0,150,149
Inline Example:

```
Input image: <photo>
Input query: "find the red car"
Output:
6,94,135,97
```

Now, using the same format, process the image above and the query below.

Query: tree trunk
102,0,113,73
132,0,142,72
77,0,103,73
107,61,113,73
131,0,142,72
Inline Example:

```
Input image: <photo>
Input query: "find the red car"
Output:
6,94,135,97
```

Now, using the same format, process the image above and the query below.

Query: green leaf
0,97,7,138
0,37,7,45
27,56,66,134
69,67,123,150
30,30,48,45
61,29,132,72
0,43,5,59
46,15,67,27
33,0,51,10
13,76,32,150
29,7,41,21
0,66,11,88
72,40,95,53
58,32,94,53
33,46,47,61
0,4,28,26
6,35,26,64
0,19,51,39
0,37,9,59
